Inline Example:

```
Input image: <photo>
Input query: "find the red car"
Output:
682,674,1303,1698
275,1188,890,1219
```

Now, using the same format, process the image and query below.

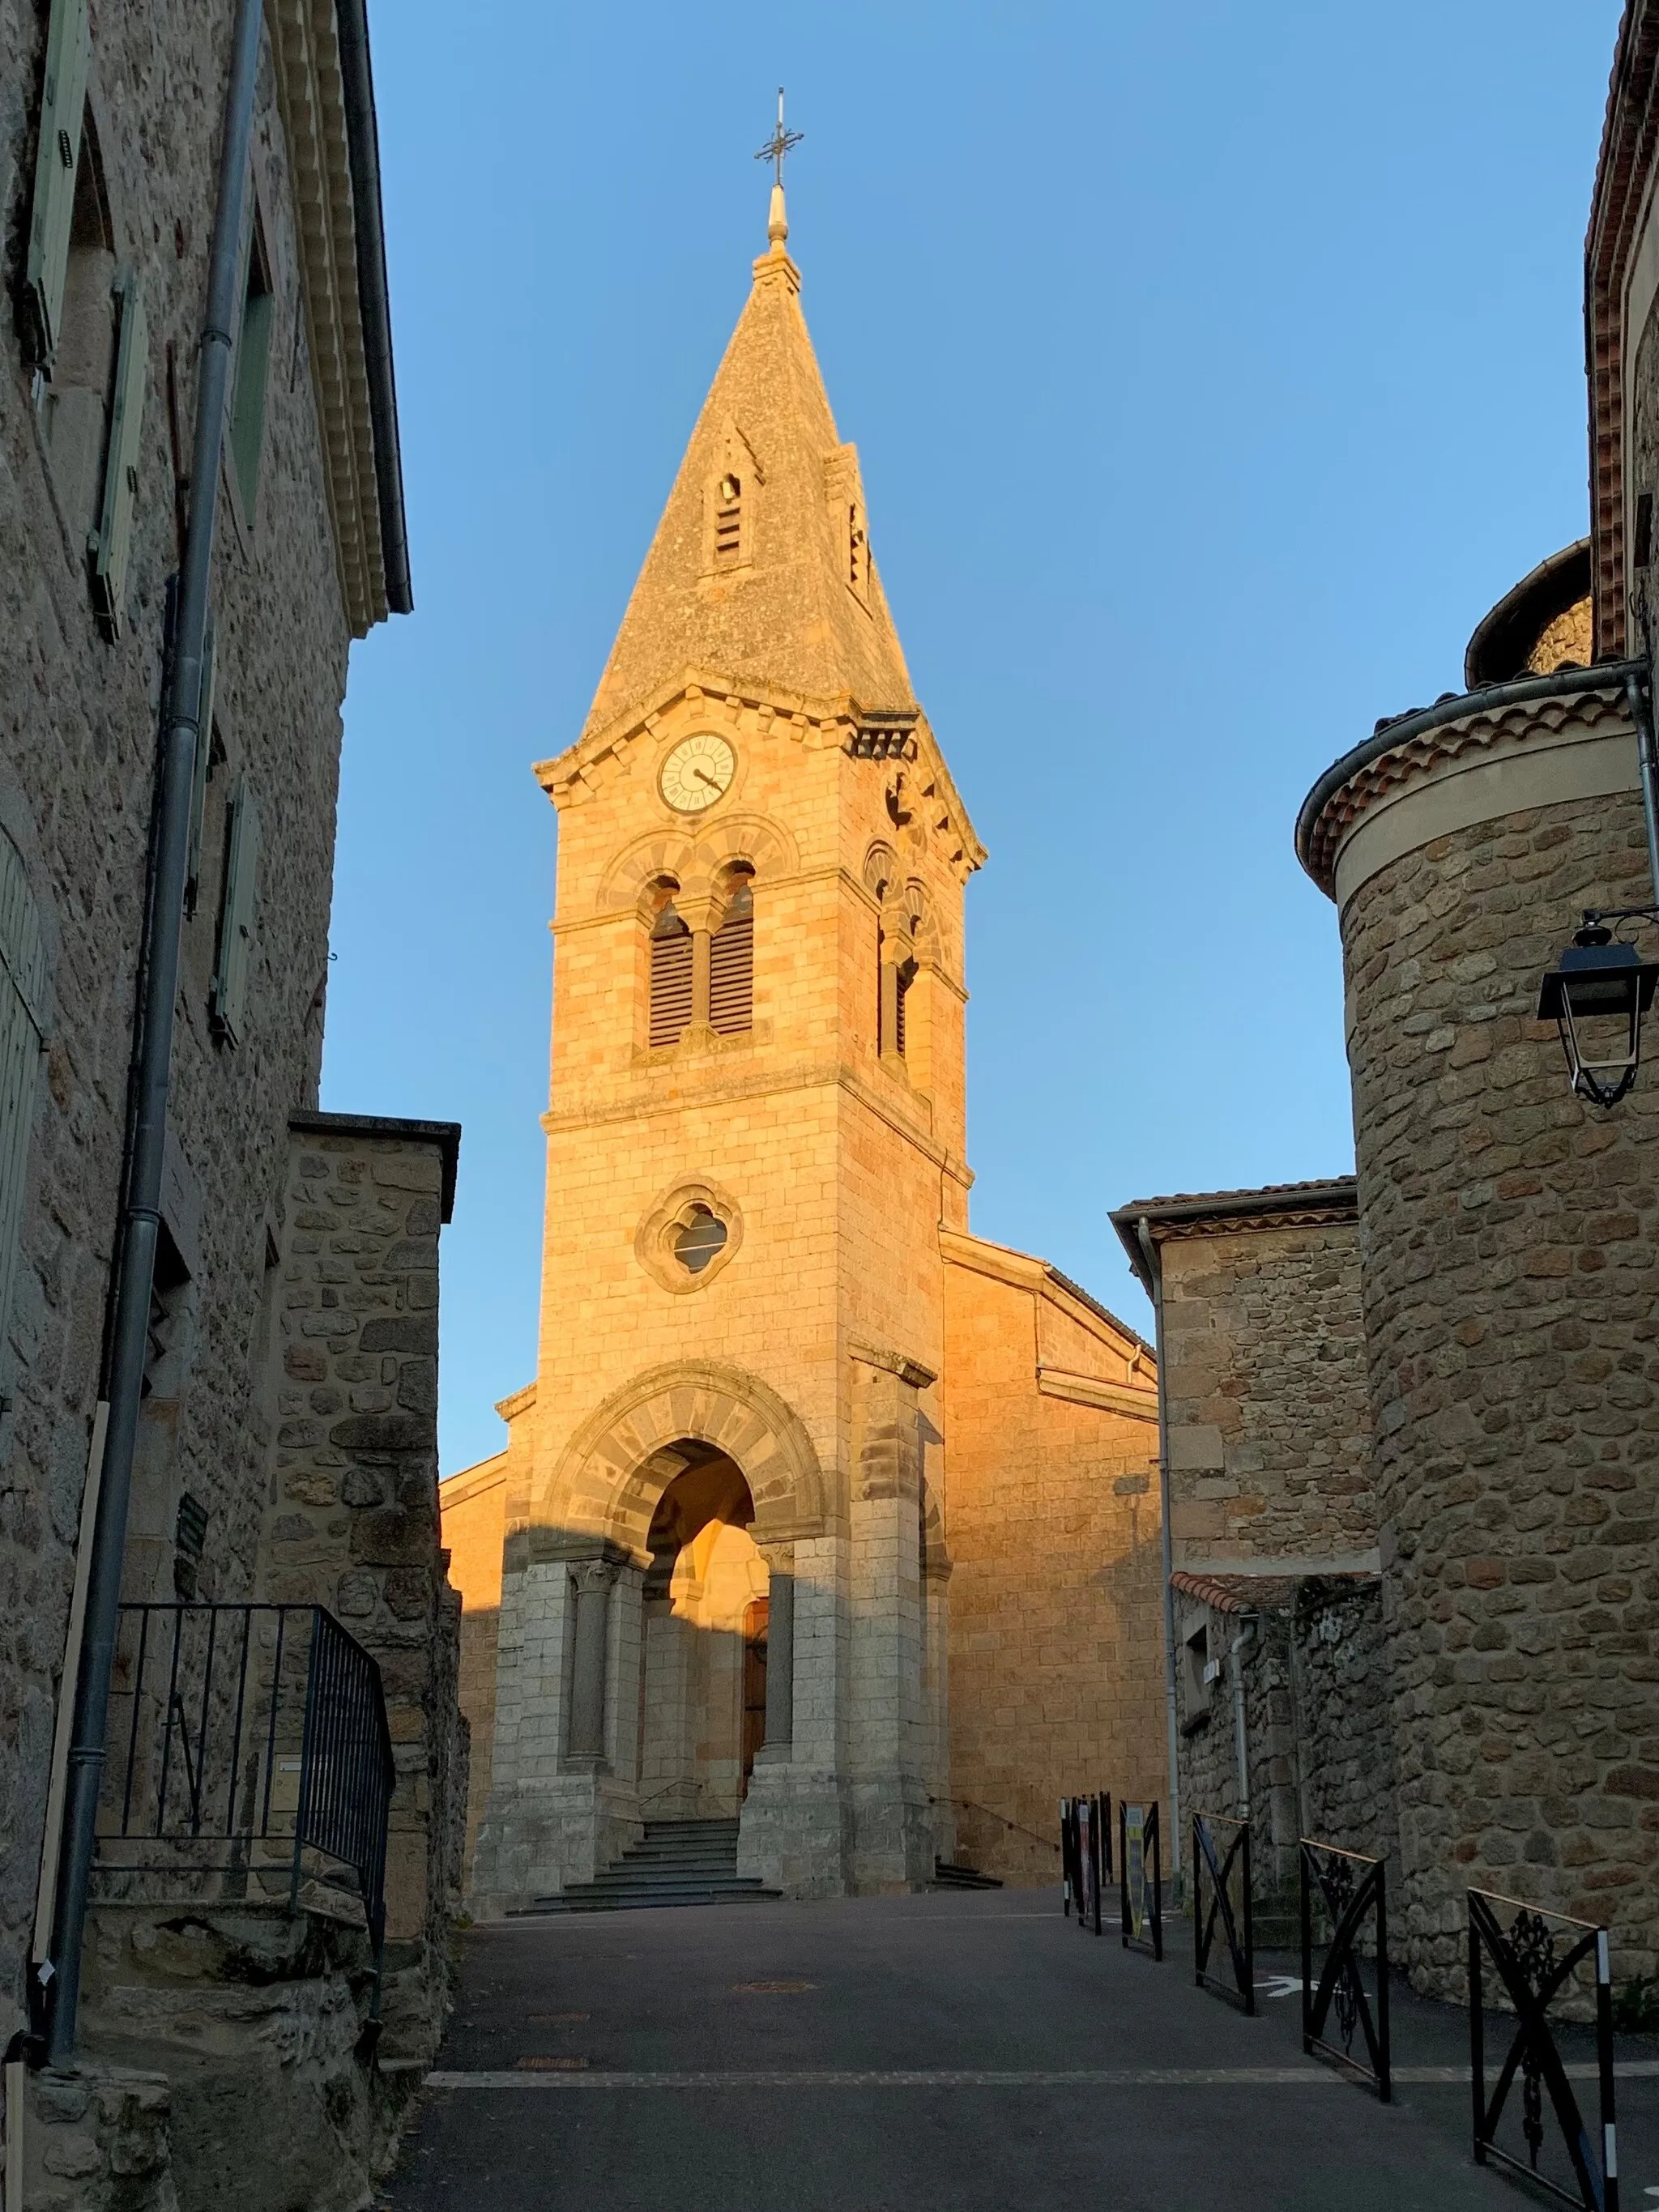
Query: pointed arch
545,1361,829,1561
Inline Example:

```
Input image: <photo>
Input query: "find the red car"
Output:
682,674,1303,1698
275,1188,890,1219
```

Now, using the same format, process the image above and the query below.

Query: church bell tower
471,151,985,1909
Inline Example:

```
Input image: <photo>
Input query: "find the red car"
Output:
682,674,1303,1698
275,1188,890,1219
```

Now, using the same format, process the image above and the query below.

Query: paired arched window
647,872,754,1046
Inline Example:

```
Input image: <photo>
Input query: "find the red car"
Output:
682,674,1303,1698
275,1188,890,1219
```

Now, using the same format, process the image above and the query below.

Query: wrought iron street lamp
1537,918,1659,1108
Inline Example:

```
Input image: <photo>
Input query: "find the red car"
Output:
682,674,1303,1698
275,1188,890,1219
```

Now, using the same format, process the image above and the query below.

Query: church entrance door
638,1449,767,1819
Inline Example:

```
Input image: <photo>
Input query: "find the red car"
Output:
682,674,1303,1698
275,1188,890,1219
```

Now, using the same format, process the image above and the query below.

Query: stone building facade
1110,1185,1394,1901
440,185,1167,1910
0,2,462,2201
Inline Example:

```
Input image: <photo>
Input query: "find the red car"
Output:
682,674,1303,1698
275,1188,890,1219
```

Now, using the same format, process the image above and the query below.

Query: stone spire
580,166,916,741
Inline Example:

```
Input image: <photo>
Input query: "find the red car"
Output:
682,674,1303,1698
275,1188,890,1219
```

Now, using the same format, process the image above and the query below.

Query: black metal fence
1469,1889,1618,2212
1118,1800,1163,1961
98,1605,395,1975
1300,1839,1390,2100
1060,1794,1110,1933
1192,1812,1253,2013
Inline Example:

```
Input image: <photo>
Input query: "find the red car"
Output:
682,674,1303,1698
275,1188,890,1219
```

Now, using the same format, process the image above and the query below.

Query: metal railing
97,1605,395,1991
1192,1812,1253,2013
1060,1794,1110,1933
1300,1839,1390,2100
1118,1800,1163,1961
1469,1890,1618,2211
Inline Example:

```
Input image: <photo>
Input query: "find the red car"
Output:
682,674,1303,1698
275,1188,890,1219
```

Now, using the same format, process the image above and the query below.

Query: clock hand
693,766,722,791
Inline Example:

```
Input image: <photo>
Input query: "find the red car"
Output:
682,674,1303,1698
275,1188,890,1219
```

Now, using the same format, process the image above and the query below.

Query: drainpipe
1625,646,1659,906
1135,1218,1183,1888
1229,1619,1256,1822
45,0,265,2065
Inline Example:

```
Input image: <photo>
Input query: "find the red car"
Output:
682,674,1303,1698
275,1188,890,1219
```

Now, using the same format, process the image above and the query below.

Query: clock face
659,732,736,813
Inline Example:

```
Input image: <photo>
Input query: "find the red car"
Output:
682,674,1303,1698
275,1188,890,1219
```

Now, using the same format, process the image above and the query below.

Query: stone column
757,1542,795,1758
567,1558,618,1767
848,1348,934,1890
675,881,720,1035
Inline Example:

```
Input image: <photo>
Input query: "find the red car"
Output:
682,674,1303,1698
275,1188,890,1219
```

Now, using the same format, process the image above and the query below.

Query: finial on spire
754,87,803,250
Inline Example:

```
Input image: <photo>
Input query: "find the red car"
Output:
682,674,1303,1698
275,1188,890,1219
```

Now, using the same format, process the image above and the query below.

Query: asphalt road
382,1890,1659,2211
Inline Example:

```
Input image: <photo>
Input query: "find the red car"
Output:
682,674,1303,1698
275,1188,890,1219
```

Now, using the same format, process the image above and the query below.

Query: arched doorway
638,1446,770,1818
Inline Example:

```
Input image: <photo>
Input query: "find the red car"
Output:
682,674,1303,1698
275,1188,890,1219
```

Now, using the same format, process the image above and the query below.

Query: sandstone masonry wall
942,1240,1163,1886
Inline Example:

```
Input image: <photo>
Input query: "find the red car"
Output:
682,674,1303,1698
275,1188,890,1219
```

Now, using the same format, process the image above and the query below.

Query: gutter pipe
45,0,265,2064
1229,1619,1255,1822
1624,659,1659,906
336,0,412,616
1135,1217,1183,1890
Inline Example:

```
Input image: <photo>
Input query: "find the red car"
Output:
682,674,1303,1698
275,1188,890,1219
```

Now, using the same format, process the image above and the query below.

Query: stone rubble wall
18,2061,177,2212
0,1,356,2062
1175,1583,1398,1920
1158,1218,1372,1570
1340,779,1659,1993
76,1901,420,2212
263,1118,463,2061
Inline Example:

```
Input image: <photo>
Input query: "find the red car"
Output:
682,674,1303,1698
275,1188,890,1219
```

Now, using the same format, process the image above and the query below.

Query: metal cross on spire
754,87,804,185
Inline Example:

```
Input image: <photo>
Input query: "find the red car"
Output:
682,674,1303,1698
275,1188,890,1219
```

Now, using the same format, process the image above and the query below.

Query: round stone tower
1297,548,1659,1994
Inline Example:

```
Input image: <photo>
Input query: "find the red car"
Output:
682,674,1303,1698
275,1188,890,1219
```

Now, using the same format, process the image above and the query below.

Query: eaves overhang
1109,1178,1358,1294
267,0,411,636
1293,662,1642,902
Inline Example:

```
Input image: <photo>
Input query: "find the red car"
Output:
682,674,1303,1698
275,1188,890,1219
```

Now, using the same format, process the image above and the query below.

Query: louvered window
0,829,46,1388
877,926,915,1059
649,905,693,1046
708,885,753,1035
714,473,743,565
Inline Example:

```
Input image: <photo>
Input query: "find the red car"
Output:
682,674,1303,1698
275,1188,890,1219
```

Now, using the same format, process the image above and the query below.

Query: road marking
424,2062,1659,2091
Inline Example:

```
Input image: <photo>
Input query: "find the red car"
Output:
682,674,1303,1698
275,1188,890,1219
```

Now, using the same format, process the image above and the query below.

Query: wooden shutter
211,774,260,1046
708,887,753,1035
0,831,47,1387
91,272,148,636
24,0,91,362
648,906,693,1046
894,964,911,1057
185,616,216,915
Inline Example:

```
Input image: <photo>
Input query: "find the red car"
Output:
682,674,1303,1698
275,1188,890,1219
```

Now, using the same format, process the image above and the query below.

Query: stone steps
522,1818,780,1915
928,1859,1004,1891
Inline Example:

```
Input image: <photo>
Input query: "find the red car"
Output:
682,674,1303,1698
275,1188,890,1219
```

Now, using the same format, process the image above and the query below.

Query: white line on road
424,2062,1659,2091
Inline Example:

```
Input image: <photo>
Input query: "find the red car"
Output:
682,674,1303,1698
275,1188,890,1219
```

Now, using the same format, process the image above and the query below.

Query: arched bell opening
637,1446,769,1818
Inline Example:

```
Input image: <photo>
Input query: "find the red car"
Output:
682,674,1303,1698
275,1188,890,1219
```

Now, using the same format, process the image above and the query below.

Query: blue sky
322,0,1623,1475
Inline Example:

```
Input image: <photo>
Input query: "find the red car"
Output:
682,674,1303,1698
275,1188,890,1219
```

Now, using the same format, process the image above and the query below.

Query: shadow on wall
949,1503,1166,1890
454,1454,772,1890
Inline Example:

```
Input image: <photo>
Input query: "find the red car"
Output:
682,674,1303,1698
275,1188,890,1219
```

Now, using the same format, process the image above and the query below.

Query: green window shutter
90,272,147,636
185,616,216,916
229,282,273,520
0,831,47,1392
24,0,91,363
211,775,260,1047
